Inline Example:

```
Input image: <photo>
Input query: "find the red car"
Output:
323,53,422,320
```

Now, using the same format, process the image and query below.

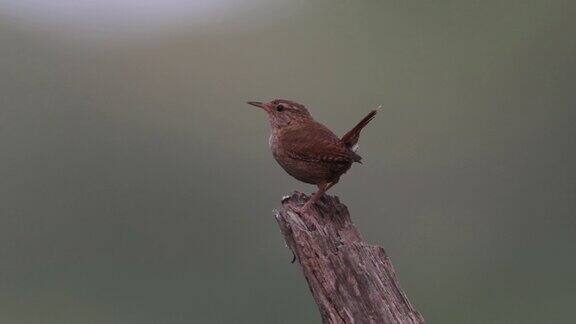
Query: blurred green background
1,1,575,323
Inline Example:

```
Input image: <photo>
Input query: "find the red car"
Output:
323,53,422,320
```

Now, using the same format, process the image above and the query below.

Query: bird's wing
279,122,360,163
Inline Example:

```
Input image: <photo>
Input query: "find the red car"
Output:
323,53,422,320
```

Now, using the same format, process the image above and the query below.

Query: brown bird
247,99,379,211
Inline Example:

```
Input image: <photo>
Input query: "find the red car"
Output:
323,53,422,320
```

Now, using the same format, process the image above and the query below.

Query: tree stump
274,191,424,324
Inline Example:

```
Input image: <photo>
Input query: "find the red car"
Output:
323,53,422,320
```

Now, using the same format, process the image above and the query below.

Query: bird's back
270,121,359,184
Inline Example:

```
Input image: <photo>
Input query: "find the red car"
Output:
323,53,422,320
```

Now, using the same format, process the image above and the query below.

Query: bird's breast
268,132,278,151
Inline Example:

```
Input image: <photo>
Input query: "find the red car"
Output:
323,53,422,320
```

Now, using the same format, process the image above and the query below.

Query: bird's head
247,99,312,128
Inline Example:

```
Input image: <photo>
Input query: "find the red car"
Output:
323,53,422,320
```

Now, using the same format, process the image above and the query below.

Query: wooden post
274,191,425,324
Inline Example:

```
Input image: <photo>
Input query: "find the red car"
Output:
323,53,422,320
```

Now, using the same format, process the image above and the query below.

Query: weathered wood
275,191,424,324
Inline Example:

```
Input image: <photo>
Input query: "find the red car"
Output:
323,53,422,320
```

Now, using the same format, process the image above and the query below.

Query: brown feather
341,109,379,148
279,121,358,163
251,99,377,190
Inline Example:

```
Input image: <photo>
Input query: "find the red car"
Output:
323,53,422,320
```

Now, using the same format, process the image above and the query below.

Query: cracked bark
274,191,425,324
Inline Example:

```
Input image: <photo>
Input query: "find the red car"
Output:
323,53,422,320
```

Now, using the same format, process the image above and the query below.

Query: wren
247,99,379,211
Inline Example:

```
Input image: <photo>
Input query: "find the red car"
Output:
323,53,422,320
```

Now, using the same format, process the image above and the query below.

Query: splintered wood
275,192,424,324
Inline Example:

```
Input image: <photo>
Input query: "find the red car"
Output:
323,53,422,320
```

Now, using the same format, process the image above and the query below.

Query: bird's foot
297,200,318,214
289,205,306,215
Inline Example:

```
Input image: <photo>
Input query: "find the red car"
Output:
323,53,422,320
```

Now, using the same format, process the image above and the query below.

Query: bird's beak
247,101,267,110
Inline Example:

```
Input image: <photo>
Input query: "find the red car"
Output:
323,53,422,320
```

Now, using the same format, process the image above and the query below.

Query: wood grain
274,191,424,324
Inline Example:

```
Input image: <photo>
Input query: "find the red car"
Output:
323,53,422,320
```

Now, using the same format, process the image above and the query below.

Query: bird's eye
276,105,284,112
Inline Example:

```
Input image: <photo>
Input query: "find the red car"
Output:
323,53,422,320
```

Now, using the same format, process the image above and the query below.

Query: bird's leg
323,178,339,193
301,182,328,212
300,179,340,212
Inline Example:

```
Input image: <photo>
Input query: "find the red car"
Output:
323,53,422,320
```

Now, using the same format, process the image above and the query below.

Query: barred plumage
247,99,379,211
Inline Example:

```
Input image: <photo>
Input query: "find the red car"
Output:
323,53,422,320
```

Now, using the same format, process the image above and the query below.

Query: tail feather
341,105,380,148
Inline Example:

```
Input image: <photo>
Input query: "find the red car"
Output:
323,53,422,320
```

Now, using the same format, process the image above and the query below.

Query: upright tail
341,105,381,150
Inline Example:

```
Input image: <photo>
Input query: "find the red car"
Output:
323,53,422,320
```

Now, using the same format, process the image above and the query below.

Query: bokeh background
1,1,575,323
